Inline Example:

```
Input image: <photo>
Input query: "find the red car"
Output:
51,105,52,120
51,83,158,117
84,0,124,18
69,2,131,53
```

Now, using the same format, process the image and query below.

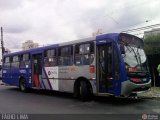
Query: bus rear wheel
19,78,27,92
79,81,92,101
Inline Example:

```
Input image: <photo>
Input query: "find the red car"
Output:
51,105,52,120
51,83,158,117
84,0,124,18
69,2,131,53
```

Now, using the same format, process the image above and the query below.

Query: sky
0,0,160,51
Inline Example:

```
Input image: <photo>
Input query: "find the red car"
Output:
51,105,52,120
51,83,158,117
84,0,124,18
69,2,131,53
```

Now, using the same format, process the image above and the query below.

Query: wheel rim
79,85,82,96
20,80,25,91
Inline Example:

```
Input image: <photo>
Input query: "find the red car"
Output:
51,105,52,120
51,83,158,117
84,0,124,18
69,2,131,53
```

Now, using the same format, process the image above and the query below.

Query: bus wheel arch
19,77,27,92
74,77,93,100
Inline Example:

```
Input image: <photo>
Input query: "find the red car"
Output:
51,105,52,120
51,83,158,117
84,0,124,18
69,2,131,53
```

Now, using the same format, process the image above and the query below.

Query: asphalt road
0,84,160,114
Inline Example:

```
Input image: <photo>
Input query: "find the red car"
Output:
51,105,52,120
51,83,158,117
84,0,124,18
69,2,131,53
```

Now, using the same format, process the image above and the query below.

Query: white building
22,40,39,50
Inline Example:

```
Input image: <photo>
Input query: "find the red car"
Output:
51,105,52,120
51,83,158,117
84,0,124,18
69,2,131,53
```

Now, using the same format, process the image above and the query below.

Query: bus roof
96,33,143,43
3,36,96,57
4,33,140,57
59,36,96,46
96,33,119,41
3,44,58,57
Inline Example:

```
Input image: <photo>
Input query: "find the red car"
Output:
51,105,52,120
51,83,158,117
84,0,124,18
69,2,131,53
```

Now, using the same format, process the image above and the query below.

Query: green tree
144,34,160,55
144,34,160,86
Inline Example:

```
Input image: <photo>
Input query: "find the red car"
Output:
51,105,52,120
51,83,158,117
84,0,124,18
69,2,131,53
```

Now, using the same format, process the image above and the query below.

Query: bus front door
97,42,120,95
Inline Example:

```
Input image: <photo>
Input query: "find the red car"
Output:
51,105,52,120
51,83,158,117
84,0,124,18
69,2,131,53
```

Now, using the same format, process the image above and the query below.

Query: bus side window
19,55,25,68
3,57,10,68
75,42,94,65
11,56,20,68
20,54,30,68
58,46,73,66
44,49,57,67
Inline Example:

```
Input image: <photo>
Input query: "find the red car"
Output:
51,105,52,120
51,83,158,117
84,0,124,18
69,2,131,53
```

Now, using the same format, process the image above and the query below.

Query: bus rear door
31,53,42,88
97,42,121,96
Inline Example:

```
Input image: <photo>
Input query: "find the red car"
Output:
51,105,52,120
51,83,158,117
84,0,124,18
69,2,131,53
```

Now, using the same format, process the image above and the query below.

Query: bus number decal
3,70,7,73
19,70,26,74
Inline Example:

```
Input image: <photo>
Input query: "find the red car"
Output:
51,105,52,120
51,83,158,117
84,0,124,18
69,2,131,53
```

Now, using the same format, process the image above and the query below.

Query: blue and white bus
2,33,151,100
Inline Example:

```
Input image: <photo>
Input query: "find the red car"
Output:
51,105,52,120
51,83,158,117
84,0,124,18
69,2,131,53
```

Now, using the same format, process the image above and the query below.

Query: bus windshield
118,33,148,74
122,45,148,72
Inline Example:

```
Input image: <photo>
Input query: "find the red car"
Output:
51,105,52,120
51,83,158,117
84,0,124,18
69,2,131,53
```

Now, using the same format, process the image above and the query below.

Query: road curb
138,96,153,99
138,95,160,101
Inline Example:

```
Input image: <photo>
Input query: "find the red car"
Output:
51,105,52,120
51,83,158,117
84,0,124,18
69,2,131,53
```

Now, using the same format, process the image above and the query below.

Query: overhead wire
122,24,160,33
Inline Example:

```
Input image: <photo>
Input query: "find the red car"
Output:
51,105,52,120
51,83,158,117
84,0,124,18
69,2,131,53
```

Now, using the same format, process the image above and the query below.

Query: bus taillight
89,65,95,73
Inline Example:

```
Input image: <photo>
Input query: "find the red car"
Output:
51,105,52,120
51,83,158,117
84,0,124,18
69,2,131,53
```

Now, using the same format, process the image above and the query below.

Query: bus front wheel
19,78,27,92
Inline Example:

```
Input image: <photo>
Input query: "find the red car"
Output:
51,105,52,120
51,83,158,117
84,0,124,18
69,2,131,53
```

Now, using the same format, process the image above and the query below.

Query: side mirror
120,45,125,54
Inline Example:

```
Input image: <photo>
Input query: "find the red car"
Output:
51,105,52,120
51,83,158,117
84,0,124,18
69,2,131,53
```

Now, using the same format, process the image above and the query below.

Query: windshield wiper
126,45,141,66
136,48,143,71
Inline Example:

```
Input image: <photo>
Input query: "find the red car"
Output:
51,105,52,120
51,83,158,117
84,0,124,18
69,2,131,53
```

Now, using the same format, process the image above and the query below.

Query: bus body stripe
41,80,46,89
43,68,53,90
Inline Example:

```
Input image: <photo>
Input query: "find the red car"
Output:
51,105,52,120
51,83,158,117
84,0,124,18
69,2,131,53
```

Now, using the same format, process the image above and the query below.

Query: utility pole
1,27,4,57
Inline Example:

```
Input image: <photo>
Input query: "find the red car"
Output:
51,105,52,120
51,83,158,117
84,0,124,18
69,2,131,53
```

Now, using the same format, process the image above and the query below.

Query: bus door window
33,59,38,74
34,55,42,75
98,43,113,91
99,46,107,91
99,47,106,78
113,45,120,80
100,44,112,77
107,45,112,78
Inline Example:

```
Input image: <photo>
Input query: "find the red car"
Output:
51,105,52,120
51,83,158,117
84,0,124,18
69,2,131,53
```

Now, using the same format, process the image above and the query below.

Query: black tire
129,93,138,99
19,78,27,92
79,81,92,101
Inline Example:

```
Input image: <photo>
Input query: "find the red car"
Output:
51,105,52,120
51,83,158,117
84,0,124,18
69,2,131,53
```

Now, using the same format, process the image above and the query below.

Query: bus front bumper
121,79,151,96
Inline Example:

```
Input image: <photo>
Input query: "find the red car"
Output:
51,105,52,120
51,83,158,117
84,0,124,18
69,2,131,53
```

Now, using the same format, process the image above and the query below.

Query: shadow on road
9,87,74,99
8,87,146,105
93,96,145,105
